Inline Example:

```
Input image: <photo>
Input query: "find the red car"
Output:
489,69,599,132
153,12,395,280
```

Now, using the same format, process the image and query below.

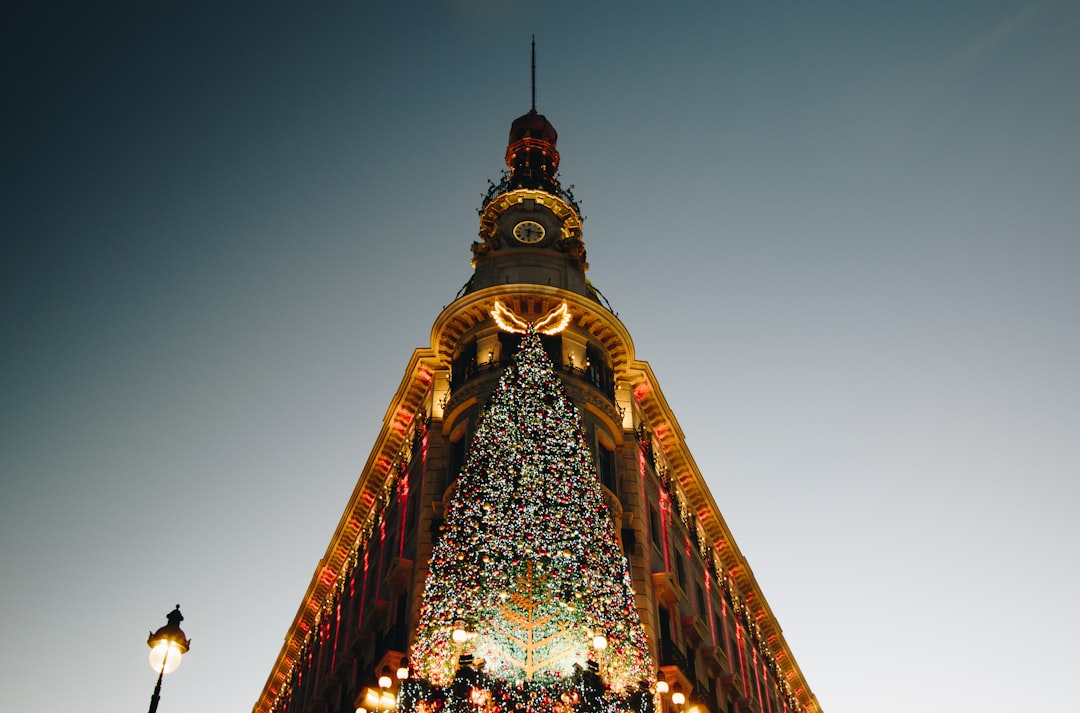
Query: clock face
512,220,546,244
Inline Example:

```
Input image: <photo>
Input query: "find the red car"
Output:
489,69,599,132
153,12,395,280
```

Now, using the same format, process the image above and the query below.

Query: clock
512,220,546,244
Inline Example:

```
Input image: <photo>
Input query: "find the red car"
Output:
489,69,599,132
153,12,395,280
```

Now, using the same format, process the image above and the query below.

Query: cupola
504,109,560,193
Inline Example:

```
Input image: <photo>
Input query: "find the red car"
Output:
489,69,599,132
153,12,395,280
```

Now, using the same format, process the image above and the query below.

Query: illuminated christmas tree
401,321,654,713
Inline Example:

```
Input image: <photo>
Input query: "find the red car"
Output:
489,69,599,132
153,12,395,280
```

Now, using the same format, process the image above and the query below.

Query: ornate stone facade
253,109,822,713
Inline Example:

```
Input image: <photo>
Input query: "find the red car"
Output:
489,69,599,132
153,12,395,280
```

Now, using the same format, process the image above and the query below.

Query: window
391,592,409,648
449,436,467,479
498,331,523,360
451,339,478,387
584,345,614,396
649,504,662,548
597,442,616,492
657,605,674,665
406,471,421,532
539,333,562,363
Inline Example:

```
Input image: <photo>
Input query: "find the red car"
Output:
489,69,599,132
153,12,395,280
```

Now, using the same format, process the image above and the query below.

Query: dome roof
508,109,558,146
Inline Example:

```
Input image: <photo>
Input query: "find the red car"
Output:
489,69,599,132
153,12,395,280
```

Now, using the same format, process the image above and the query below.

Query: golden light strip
490,300,571,335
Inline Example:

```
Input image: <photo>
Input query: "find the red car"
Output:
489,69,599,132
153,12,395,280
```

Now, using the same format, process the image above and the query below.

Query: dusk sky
3,2,1078,712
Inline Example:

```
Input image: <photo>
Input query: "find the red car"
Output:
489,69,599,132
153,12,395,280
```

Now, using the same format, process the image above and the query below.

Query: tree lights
402,328,653,713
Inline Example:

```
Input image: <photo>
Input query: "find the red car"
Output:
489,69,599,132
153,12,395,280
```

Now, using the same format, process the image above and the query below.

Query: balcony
739,697,761,713
481,170,583,217
449,355,507,390
384,557,413,591
702,646,729,676
681,615,709,648
657,664,693,704
651,571,686,610
721,671,745,699
558,361,615,401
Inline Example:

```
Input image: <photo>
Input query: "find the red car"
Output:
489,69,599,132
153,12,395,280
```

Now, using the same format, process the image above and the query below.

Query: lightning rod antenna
531,35,536,111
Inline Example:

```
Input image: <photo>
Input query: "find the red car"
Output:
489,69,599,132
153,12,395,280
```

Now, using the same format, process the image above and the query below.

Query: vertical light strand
399,469,409,558
330,601,341,675
376,518,388,605
704,576,717,646
753,648,764,711
358,551,370,628
659,491,671,572
721,597,734,681
737,623,750,697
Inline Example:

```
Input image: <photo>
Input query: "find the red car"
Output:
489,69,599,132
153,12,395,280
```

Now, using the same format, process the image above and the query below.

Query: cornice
625,362,821,713
431,285,634,372
253,348,439,713
256,287,822,713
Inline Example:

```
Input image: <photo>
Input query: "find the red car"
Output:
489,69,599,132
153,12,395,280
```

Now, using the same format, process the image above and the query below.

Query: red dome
508,109,558,146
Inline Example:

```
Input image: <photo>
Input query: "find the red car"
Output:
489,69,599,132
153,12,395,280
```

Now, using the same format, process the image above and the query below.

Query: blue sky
2,2,1078,712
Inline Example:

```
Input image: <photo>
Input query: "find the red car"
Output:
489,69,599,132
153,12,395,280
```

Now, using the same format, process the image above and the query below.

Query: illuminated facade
254,108,822,713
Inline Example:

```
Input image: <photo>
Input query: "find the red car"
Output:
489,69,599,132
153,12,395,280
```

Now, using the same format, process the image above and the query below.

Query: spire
470,37,587,293
505,38,560,192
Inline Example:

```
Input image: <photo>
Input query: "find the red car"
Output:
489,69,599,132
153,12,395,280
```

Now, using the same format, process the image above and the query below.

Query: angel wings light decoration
491,300,571,335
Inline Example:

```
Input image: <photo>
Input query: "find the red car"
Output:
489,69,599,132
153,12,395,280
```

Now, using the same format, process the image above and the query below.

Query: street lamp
670,683,686,708
146,605,191,713
378,666,393,690
451,619,469,644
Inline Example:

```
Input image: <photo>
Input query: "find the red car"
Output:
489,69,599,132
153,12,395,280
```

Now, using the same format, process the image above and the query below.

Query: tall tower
254,105,822,713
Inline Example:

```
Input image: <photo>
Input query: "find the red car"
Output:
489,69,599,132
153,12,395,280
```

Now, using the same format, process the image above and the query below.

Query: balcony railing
480,170,583,217
658,644,694,684
449,357,616,402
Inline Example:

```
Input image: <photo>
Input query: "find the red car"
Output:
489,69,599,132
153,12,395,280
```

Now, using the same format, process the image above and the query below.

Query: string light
404,328,653,713
265,326,808,713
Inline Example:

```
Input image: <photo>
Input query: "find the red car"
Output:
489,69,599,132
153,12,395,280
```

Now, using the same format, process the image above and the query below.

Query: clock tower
253,98,823,713
469,109,590,297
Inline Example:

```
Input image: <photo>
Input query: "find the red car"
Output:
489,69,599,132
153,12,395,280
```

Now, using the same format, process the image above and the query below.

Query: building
254,105,822,713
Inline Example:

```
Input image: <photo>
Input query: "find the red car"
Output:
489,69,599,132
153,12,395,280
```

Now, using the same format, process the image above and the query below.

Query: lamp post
356,654,409,713
146,605,191,713
670,683,686,709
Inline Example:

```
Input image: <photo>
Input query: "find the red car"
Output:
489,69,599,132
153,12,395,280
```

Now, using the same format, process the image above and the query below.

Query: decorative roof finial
531,35,536,112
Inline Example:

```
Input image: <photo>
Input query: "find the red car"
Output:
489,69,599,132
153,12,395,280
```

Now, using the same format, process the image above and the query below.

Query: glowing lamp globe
452,620,469,644
146,605,190,675
592,633,608,651
149,640,185,674
671,690,686,706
